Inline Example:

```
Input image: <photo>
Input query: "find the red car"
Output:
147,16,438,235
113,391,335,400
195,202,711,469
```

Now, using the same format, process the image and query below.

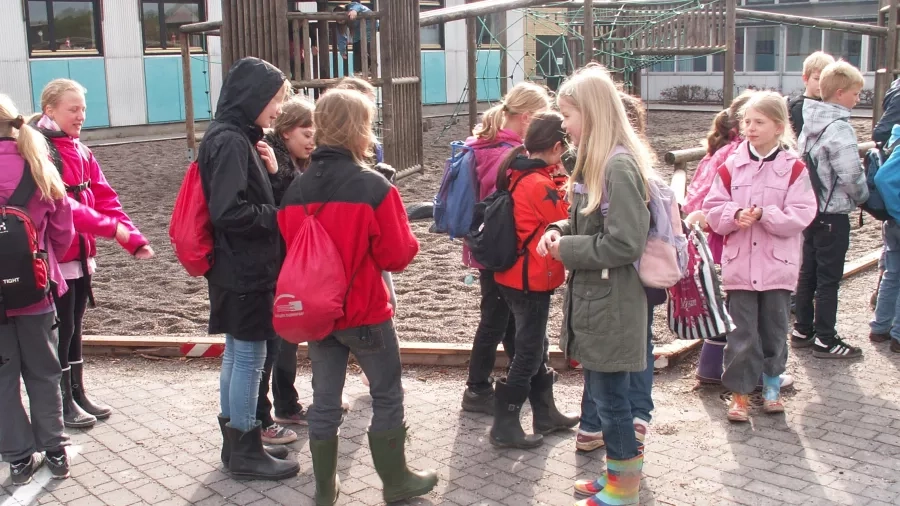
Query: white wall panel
506,10,525,85
0,0,33,113
444,0,468,104
103,0,146,126
207,0,224,116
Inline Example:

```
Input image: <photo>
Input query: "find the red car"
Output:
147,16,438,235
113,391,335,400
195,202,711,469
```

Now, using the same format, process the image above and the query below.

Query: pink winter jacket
703,142,817,292
683,137,742,214
0,140,75,316
461,128,523,268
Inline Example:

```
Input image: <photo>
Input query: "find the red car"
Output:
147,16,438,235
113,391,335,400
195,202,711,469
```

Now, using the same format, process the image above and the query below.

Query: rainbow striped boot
573,454,643,506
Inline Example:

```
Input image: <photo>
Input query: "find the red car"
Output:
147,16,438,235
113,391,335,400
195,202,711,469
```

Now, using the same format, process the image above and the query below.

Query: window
478,12,503,47
677,56,708,72
26,0,102,56
420,0,444,49
713,29,745,72
746,26,779,72
650,59,675,72
870,36,881,73
786,26,822,72
142,2,205,53
826,31,862,69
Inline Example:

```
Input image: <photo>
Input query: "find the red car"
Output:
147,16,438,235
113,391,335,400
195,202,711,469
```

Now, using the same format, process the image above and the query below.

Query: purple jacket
461,128,523,268
703,142,817,292
0,139,75,315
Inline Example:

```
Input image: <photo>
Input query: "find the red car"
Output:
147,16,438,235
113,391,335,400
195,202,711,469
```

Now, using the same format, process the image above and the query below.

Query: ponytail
494,145,526,192
705,109,736,156
0,94,65,202
474,103,505,142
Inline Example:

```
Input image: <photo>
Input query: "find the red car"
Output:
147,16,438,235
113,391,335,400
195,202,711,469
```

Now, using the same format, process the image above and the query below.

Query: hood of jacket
215,57,286,139
800,99,851,149
509,155,552,173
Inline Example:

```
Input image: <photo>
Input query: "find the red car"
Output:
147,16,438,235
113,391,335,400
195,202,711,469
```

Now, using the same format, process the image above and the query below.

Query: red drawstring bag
169,161,214,277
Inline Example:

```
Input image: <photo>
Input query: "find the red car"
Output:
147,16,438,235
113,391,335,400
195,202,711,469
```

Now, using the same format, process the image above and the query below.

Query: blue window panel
67,59,110,128
30,60,70,113
476,50,501,101
328,53,352,78
144,57,183,123
421,51,447,105
189,55,212,120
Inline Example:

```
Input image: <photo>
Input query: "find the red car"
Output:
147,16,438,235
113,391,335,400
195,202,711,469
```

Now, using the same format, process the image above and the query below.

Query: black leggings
54,277,90,370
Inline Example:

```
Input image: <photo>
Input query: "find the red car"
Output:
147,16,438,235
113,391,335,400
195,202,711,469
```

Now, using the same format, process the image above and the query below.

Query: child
0,95,75,485
792,60,869,358
870,218,900,353
333,2,378,76
538,65,652,506
788,51,835,139
703,91,817,422
33,79,151,429
489,111,574,448
461,82,552,415
280,89,437,505
199,57,299,480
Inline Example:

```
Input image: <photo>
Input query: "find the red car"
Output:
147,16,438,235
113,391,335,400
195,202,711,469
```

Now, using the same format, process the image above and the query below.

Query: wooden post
723,0,736,107
181,32,196,161
467,0,478,132
360,16,369,78
317,1,330,79
584,0,594,65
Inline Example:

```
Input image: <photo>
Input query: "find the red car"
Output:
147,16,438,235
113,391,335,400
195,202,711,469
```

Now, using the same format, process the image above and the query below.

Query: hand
348,9,358,20
115,223,130,243
537,230,561,257
685,210,707,230
749,206,763,221
256,141,278,175
736,208,758,229
311,46,318,56
135,245,155,260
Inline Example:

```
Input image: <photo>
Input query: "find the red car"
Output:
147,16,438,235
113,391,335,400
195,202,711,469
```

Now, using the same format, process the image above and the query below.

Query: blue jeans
220,335,267,432
582,370,639,461
871,221,900,343
580,304,656,431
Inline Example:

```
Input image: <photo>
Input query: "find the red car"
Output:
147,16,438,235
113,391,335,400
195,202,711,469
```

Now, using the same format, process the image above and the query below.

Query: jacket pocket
570,273,614,334
722,245,740,266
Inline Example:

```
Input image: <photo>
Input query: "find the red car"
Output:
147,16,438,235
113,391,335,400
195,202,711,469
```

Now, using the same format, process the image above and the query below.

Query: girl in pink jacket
33,79,153,429
703,91,817,423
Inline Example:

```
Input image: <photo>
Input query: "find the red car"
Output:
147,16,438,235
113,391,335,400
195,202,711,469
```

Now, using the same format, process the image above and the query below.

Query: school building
0,0,880,132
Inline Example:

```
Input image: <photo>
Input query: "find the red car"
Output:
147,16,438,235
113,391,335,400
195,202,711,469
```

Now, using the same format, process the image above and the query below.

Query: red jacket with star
495,156,569,293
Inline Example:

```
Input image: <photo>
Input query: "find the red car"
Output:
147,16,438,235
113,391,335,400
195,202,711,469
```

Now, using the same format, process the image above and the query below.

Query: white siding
0,0,33,114
103,0,147,126
444,0,468,105
506,10,525,85
643,73,876,103
207,0,224,116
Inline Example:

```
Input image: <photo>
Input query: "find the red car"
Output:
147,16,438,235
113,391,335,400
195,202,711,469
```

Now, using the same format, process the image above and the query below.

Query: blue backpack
861,143,897,221
874,125,900,221
433,141,478,239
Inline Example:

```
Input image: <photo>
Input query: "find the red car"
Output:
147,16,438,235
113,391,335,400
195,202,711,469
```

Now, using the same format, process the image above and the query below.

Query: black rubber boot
368,425,438,503
310,438,341,505
225,422,299,480
490,379,542,448
62,368,96,429
529,368,579,435
70,361,112,420
461,387,494,415
217,416,289,469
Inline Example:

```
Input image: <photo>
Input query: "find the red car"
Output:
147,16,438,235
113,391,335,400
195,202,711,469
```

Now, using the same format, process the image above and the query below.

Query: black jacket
788,95,817,140
875,78,900,145
198,57,286,294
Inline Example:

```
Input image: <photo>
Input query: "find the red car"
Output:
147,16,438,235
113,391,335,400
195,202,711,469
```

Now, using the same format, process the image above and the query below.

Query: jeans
256,337,302,427
220,335,267,432
466,271,517,393
307,319,404,441
583,369,639,461
54,276,90,370
722,290,791,395
498,286,552,389
794,214,851,341
871,221,900,343
580,303,656,431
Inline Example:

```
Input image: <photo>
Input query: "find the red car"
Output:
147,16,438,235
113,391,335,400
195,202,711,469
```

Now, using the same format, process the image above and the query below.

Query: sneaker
341,395,351,413
790,329,815,349
575,429,605,452
812,336,863,359
892,340,900,353
45,450,70,479
869,332,891,343
727,394,750,423
11,453,44,486
461,388,494,415
261,423,298,445
273,409,308,426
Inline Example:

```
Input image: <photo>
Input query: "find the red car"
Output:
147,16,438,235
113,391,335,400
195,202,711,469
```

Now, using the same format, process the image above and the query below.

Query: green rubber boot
310,438,340,506
368,425,438,503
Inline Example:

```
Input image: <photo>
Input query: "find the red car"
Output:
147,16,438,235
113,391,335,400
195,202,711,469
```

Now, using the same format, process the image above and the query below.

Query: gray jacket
798,99,868,214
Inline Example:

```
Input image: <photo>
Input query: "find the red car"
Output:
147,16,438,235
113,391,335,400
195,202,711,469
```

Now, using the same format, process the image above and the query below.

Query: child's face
283,125,316,161
46,91,86,138
255,85,287,129
559,98,583,146
833,84,862,110
804,71,822,98
742,107,783,152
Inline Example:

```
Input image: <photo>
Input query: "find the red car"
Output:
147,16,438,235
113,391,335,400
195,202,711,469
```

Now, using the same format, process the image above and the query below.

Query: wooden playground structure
178,0,900,177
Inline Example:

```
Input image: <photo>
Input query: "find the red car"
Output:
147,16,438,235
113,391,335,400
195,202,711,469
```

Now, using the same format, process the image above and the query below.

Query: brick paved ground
2,270,899,506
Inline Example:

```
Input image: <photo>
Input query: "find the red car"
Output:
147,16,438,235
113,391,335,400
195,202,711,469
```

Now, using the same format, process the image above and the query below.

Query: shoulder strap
805,119,842,156
43,135,64,176
7,163,38,208
716,164,732,196
789,160,806,186
507,169,542,194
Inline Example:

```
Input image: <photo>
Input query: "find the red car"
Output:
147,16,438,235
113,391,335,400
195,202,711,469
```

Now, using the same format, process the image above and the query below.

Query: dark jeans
498,286,552,389
306,319,404,441
794,214,851,341
583,369,639,461
351,39,376,75
55,276,90,370
466,271,517,393
256,337,302,427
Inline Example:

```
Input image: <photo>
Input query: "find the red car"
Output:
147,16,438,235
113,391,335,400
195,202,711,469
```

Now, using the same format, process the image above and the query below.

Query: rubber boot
461,387,494,415
368,425,438,503
490,379,543,448
695,339,725,384
217,416,288,469
529,368,579,435
310,438,341,506
225,421,300,480
61,367,96,429
70,361,112,419
574,454,643,506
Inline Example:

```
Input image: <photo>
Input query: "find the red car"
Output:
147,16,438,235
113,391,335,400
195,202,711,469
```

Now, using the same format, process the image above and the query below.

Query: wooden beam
420,0,558,27
179,20,223,34
723,0,736,107
735,8,887,37
584,0,594,64
629,46,726,56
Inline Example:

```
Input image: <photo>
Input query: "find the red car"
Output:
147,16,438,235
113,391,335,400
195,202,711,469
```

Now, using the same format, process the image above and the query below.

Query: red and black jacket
278,146,419,331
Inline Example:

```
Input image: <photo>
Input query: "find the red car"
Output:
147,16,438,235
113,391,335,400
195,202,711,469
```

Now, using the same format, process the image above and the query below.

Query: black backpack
0,166,51,320
465,171,540,273
803,120,840,212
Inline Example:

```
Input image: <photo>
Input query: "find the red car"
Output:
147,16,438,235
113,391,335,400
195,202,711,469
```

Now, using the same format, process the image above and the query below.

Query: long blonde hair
314,89,377,167
0,94,66,201
558,65,656,215
740,91,797,150
474,82,551,141
41,78,86,113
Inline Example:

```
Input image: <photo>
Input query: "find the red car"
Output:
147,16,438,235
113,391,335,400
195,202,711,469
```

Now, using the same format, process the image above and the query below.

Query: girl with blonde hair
536,65,653,505
0,94,75,484
461,81,552,415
